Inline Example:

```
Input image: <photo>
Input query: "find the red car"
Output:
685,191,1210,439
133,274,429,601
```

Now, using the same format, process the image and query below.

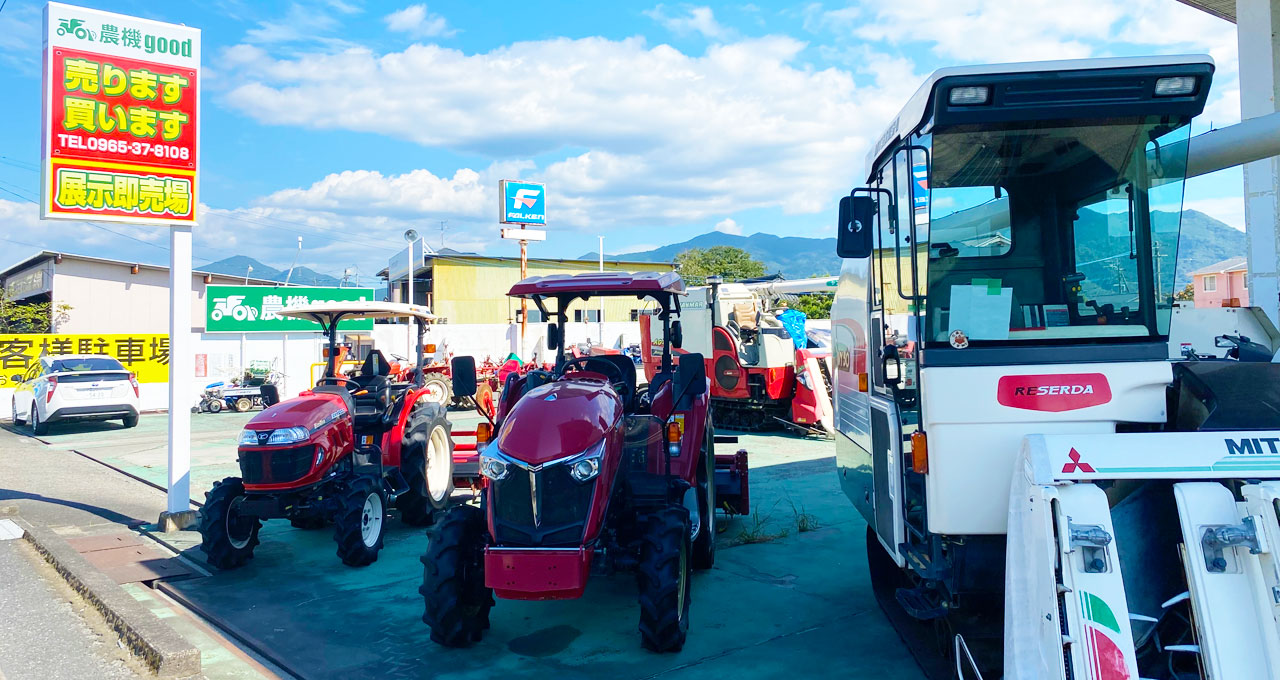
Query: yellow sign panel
0,334,169,383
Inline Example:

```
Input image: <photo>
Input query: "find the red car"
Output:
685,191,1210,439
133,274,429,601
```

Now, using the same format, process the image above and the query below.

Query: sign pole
407,245,414,358
165,225,193,525
520,235,528,359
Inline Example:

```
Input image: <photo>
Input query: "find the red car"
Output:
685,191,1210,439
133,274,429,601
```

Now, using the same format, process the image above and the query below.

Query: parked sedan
10,355,140,435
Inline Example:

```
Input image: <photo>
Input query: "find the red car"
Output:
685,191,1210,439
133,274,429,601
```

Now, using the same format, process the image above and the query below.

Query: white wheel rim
227,496,251,549
426,425,451,502
424,381,446,404
683,487,701,540
361,492,383,547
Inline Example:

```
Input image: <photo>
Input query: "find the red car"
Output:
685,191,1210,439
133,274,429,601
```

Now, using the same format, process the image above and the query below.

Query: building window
574,309,600,323
1203,275,1217,292
1242,274,1248,289
630,309,639,322
525,308,543,323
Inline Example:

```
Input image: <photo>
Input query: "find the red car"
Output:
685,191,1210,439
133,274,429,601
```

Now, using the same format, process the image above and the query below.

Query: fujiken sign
499,180,546,226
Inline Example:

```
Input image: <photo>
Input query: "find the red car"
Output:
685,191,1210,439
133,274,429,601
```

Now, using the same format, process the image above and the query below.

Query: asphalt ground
2,410,926,680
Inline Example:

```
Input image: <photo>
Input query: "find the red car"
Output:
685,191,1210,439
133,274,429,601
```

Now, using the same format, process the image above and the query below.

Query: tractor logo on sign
997,373,1111,412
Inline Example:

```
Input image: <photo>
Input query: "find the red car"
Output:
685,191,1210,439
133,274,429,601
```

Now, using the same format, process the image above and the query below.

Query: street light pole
404,230,420,359
598,235,604,347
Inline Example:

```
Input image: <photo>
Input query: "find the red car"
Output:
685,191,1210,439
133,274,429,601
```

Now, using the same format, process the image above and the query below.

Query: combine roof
508,271,686,298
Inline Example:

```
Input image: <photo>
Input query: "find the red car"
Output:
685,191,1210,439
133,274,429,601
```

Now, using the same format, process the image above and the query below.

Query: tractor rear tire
198,478,260,570
692,420,716,570
637,505,692,653
333,477,387,567
420,504,493,647
422,373,452,408
398,403,453,526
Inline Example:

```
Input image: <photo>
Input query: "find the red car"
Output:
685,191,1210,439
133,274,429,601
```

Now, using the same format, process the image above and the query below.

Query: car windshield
921,116,1192,347
50,357,126,372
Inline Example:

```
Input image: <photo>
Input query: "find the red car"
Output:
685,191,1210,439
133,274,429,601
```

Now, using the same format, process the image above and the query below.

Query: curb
15,518,203,678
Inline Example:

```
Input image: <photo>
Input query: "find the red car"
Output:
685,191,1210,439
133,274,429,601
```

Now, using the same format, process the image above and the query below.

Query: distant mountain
602,209,1244,286
586,232,843,278
201,256,342,286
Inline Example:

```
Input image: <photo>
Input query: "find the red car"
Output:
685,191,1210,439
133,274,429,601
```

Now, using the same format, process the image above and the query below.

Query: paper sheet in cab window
947,280,1012,340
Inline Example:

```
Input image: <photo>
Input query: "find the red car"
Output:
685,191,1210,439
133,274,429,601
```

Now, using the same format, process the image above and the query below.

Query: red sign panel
997,373,1112,412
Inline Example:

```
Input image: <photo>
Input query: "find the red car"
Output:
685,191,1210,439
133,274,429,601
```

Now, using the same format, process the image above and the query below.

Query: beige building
0,251,285,334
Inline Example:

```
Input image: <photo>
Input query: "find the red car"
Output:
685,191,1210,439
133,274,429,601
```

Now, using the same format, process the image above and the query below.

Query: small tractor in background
831,54,1280,679
420,271,750,652
198,301,481,569
641,276,835,435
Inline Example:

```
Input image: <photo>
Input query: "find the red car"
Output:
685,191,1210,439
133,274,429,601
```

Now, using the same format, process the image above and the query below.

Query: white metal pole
167,226,193,518
407,244,414,359
598,235,604,347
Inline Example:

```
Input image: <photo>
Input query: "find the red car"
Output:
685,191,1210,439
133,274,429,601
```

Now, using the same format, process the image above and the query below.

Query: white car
9,355,140,435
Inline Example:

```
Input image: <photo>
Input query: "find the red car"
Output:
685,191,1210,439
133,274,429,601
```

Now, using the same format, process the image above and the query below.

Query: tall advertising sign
498,180,546,226
41,3,200,225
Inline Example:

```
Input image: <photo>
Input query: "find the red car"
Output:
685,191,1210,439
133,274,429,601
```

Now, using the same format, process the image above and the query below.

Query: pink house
1191,256,1249,308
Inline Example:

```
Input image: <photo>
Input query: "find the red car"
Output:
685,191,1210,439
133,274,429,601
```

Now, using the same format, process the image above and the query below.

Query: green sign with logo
205,286,377,333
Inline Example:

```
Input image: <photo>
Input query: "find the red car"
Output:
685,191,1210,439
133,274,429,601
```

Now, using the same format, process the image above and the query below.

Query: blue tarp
776,309,807,350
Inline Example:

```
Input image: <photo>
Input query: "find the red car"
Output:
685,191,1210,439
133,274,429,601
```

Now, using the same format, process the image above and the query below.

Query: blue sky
0,0,1248,281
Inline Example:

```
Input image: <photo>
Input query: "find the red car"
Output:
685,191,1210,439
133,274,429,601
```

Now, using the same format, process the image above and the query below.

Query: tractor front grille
238,445,315,485
491,463,595,547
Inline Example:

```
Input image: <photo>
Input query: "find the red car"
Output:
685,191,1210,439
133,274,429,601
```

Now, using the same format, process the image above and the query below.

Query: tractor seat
353,351,392,391
351,351,395,432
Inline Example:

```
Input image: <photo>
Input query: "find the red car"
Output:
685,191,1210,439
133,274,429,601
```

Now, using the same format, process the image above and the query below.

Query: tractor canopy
507,271,685,298
280,300,436,382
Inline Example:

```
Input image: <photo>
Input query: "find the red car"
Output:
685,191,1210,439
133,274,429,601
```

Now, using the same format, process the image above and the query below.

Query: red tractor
198,302,480,569
420,271,750,652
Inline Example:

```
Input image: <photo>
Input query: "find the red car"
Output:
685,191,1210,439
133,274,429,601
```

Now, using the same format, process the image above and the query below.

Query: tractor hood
495,379,622,465
245,392,347,432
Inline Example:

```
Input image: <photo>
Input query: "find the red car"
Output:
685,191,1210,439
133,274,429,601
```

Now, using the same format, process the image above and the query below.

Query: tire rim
426,425,451,503
361,491,383,547
683,487,701,540
226,496,252,549
423,381,446,405
236,397,251,412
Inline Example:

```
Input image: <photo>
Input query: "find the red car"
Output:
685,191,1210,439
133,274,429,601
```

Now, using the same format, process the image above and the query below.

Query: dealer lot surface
1,413,923,680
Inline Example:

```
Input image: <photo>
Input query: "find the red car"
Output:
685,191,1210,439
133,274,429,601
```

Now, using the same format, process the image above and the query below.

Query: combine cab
831,55,1280,678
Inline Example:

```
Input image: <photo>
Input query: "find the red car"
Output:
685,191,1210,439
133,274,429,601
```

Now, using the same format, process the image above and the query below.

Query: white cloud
1184,196,1246,231
257,167,489,218
384,4,456,39
220,35,901,232
645,5,731,40
714,218,742,235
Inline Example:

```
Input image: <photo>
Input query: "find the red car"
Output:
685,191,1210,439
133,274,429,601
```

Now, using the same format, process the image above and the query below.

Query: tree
792,294,832,320
1174,282,1195,302
0,289,71,333
673,246,766,285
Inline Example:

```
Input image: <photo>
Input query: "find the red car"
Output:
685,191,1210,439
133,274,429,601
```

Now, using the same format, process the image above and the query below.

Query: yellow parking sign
0,333,169,383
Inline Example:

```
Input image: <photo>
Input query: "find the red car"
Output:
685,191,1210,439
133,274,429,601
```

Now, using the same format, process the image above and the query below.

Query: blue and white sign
499,180,546,225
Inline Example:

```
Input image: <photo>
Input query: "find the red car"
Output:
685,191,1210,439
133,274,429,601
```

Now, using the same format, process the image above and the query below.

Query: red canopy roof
507,271,685,298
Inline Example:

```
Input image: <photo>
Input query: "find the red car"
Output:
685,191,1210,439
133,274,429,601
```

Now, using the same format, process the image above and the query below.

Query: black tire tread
420,504,493,647
637,505,692,652
332,477,385,567
197,477,260,570
692,418,716,570
398,403,453,524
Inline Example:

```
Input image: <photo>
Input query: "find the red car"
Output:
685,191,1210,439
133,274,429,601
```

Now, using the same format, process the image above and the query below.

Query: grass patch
734,505,790,545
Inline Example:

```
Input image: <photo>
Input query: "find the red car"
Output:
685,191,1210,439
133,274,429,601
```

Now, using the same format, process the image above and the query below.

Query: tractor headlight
267,426,310,445
480,454,511,481
567,440,606,483
239,429,260,446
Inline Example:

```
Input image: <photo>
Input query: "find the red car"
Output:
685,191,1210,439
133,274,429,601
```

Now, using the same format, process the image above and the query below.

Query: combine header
829,54,1280,678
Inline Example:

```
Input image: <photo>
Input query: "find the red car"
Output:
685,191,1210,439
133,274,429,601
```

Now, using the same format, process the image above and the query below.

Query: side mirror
546,323,560,350
836,195,875,258
671,320,683,349
450,356,477,398
674,352,706,401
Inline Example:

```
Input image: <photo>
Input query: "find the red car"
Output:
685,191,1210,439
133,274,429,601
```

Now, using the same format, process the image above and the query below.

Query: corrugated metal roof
1177,0,1236,22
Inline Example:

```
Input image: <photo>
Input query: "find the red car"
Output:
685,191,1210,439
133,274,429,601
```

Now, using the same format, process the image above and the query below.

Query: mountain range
200,255,345,287
585,208,1245,287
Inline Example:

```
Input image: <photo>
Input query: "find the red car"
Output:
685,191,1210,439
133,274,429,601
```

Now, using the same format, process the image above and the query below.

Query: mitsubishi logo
1061,448,1095,474
512,188,540,209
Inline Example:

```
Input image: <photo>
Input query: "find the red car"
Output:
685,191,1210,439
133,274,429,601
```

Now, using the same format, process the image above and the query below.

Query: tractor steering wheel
316,375,361,391
562,356,631,403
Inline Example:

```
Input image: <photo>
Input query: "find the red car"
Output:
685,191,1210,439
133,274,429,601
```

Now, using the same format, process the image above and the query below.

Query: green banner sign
205,286,376,333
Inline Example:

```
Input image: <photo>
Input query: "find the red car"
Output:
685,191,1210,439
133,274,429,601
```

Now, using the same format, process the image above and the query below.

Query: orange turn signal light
425,343,437,353
667,421,682,444
858,372,868,393
910,431,928,474
476,422,493,443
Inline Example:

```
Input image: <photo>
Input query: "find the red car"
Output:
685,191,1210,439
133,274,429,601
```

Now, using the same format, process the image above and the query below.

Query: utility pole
439,220,448,249
520,235,528,358
243,264,252,284
404,230,420,358
283,237,303,285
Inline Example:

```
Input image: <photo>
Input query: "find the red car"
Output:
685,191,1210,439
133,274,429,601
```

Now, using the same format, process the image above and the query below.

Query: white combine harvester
831,54,1280,679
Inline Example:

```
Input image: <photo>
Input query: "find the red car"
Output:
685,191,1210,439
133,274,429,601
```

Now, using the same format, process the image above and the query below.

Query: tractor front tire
198,478,261,570
692,420,717,570
637,505,692,653
398,403,454,525
420,504,493,647
422,373,453,408
333,477,387,567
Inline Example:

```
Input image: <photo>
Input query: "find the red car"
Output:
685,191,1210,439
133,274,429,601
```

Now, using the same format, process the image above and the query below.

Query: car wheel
31,403,49,436
122,414,139,428
12,398,25,425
